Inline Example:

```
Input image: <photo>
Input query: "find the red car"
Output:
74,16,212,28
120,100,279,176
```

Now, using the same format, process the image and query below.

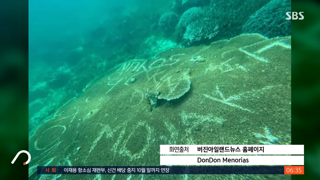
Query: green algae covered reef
29,34,291,180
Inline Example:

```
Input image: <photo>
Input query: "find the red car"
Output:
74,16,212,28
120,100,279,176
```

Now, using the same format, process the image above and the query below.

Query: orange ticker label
284,166,304,175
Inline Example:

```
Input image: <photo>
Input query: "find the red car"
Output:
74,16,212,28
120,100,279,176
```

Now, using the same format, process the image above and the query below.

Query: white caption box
160,156,304,165
160,145,304,154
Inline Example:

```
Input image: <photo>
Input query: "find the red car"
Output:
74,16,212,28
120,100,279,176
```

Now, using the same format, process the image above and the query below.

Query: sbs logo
286,12,304,20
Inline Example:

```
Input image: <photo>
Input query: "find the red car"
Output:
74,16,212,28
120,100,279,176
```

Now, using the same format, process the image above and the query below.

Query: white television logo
286,12,304,20
11,150,31,165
